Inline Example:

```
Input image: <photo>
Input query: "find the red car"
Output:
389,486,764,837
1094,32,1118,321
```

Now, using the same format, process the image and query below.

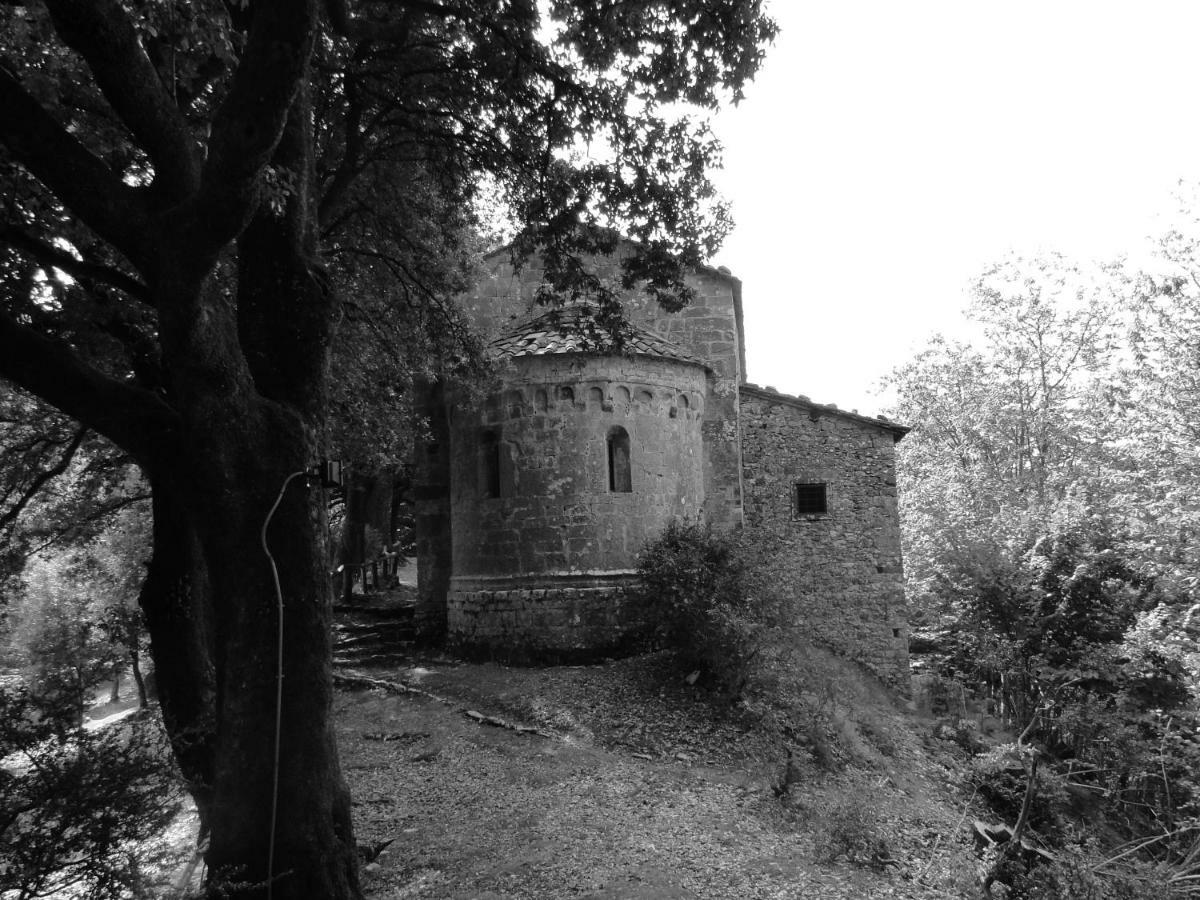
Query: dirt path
337,655,976,899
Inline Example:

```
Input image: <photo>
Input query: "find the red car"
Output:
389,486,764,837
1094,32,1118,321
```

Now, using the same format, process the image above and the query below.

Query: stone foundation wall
448,574,644,660
739,386,911,692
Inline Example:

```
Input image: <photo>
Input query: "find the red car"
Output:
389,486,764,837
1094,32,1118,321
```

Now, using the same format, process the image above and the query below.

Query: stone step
337,583,418,605
333,645,414,668
333,624,417,638
335,630,414,651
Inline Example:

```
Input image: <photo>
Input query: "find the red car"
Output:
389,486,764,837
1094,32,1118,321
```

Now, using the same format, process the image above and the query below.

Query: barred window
794,482,828,515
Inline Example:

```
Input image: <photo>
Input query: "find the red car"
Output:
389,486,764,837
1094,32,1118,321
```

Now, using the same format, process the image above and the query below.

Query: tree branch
0,225,151,304
19,491,151,561
172,0,319,269
43,0,200,201
0,66,147,265
0,310,180,469
317,69,366,229
0,426,86,533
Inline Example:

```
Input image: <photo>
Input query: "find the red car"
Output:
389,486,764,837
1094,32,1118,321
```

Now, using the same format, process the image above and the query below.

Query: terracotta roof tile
489,306,707,368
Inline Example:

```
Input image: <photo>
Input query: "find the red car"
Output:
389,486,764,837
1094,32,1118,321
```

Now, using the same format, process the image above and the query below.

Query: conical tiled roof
489,306,707,368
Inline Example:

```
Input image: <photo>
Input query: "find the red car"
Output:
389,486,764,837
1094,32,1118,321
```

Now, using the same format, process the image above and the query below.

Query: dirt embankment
337,652,979,900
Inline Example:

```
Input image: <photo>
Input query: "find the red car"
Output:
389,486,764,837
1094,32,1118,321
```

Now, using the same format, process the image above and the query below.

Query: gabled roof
489,306,708,368
740,383,910,437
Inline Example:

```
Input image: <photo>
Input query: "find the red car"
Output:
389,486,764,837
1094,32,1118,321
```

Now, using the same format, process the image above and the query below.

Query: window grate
794,482,828,515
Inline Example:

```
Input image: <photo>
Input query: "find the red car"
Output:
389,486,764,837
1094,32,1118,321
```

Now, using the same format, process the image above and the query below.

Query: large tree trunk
0,2,359,895
138,484,218,830
155,74,358,899
188,420,357,898
143,311,359,898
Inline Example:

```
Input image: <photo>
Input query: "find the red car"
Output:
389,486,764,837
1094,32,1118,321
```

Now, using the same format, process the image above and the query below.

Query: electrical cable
260,470,308,900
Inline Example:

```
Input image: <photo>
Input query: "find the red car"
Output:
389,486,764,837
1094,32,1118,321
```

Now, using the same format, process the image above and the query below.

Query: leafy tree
889,245,1200,854
0,387,142,588
6,505,152,720
1119,190,1200,597
0,3,776,896
888,252,1124,620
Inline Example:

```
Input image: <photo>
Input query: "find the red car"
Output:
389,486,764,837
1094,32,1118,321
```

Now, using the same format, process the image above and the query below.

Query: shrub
857,714,899,758
814,791,892,868
971,747,1069,837
0,683,185,899
637,521,772,696
1008,846,1178,900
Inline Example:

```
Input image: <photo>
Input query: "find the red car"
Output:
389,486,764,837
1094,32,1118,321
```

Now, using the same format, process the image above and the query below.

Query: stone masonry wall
446,352,705,654
739,386,911,691
449,353,706,578
447,576,643,659
460,247,744,531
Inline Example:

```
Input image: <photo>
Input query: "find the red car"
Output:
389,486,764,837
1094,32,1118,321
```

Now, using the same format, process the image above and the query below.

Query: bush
1007,846,1179,900
814,791,893,868
637,521,775,696
0,683,185,899
970,746,1068,838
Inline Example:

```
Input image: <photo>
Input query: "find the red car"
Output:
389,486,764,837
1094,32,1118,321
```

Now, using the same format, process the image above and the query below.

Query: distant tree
0,3,777,896
889,246,1200,854
6,505,152,721
887,252,1122,618
89,504,154,708
1120,195,1200,597
0,387,143,588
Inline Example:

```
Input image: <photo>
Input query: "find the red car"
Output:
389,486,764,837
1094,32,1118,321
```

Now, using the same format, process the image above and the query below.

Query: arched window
480,430,501,498
607,426,632,493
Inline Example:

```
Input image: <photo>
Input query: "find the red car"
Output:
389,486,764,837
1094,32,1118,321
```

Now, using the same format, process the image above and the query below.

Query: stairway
333,587,416,668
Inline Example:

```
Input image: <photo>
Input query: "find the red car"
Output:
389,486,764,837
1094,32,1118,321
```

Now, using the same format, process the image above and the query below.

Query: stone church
412,249,911,690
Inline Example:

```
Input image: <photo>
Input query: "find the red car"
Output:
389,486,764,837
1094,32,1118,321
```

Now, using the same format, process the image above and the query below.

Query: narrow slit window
607,427,632,493
480,430,501,498
794,482,827,515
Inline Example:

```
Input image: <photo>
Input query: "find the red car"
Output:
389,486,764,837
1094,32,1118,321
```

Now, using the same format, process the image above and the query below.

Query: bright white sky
708,0,1200,416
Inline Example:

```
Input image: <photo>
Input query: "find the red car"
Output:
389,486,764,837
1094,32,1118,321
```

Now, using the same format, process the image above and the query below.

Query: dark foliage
637,521,774,697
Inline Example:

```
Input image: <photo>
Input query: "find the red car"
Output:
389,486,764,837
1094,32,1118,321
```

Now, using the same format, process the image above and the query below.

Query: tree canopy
0,2,777,897
887,216,1200,867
